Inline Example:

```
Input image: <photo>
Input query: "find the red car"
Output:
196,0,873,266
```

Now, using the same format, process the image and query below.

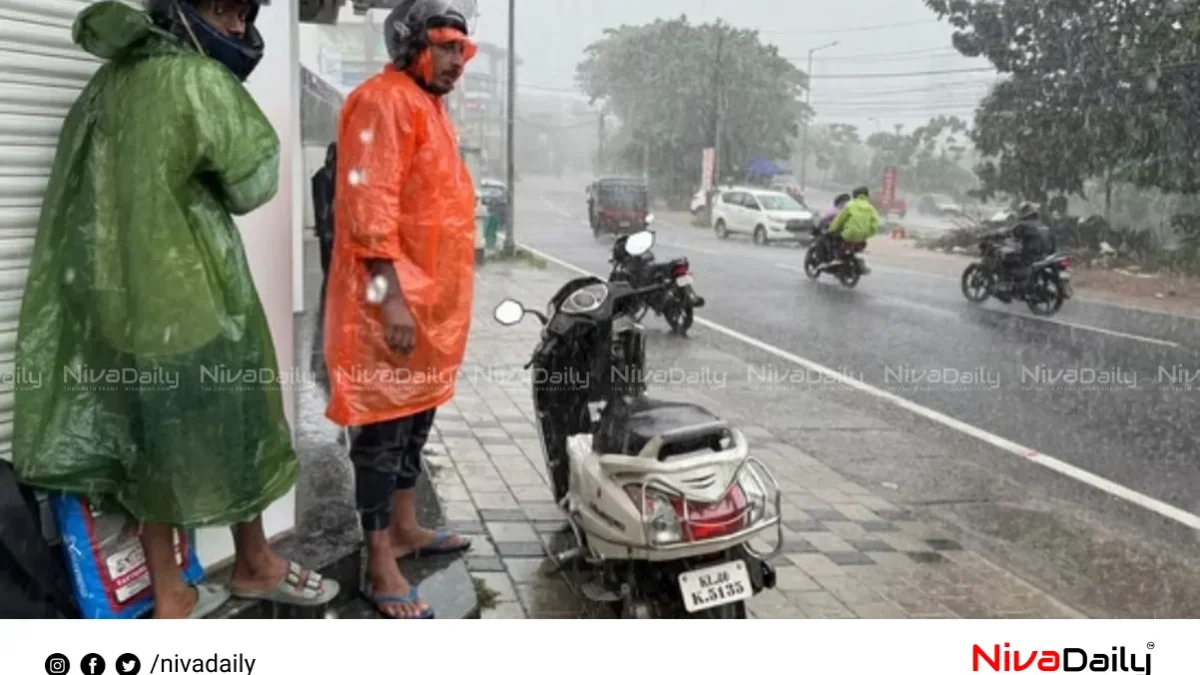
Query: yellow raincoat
325,35,478,427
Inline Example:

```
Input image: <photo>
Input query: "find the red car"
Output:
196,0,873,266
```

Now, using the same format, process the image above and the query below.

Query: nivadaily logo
973,643,1150,673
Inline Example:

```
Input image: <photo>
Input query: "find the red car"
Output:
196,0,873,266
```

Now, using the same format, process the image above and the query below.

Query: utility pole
502,0,516,254
704,27,726,218
799,40,838,191
597,111,605,172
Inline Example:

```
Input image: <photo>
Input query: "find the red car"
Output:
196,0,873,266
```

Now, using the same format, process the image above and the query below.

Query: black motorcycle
490,229,781,619
608,231,705,336
802,225,865,288
961,231,1073,316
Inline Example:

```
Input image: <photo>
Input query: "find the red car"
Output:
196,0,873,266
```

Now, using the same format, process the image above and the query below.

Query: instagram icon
45,653,70,675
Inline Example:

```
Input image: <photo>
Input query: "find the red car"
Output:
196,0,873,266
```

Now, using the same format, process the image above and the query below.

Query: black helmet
147,0,264,81
834,193,851,205
1018,201,1040,220
851,186,869,199
384,0,470,69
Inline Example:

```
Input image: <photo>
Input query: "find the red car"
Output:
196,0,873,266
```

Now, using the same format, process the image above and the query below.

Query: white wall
194,0,300,568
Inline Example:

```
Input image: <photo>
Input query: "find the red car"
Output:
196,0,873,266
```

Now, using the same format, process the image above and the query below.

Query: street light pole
799,40,838,192
502,0,516,254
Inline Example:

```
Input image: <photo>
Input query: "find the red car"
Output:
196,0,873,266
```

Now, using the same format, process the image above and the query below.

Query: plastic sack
12,2,298,527
51,494,204,619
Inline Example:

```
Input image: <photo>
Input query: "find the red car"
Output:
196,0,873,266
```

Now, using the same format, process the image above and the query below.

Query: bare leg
228,516,288,591
389,489,469,557
141,523,195,619
365,529,428,618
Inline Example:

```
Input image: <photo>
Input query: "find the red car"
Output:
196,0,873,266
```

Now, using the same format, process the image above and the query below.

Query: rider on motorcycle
824,186,880,274
997,201,1053,290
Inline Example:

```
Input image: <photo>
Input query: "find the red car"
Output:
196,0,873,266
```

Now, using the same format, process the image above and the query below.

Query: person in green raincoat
12,0,339,618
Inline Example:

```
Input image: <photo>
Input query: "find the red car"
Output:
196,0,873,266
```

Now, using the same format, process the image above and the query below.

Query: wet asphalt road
510,178,1200,523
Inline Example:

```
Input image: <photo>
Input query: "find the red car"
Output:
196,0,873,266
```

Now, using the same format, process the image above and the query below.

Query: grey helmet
383,0,470,69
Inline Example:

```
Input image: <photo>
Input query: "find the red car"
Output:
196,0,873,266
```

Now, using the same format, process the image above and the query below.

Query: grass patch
485,246,547,269
472,576,500,609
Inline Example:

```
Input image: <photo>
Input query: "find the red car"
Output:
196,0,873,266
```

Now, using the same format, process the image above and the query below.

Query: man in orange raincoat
324,0,478,619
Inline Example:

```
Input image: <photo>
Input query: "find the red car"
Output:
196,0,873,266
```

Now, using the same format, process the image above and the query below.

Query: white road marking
775,263,959,318
522,243,1200,532
773,264,1181,348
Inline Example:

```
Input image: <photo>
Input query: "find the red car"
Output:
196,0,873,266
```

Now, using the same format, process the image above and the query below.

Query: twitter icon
115,654,141,675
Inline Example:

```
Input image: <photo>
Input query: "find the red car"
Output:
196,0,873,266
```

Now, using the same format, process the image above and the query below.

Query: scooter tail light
1059,256,1072,268
625,484,749,542
670,262,690,277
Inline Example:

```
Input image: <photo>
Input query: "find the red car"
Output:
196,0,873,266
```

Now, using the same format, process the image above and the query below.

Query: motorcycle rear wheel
1026,271,1066,316
837,260,861,288
664,292,694,336
961,263,993,303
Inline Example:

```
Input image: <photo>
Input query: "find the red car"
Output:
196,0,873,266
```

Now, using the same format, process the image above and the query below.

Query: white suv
710,188,817,245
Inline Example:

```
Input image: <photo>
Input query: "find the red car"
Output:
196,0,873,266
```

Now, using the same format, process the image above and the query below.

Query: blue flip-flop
367,588,435,619
399,529,472,560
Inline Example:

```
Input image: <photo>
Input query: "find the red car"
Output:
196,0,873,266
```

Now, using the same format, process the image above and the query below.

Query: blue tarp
745,156,787,177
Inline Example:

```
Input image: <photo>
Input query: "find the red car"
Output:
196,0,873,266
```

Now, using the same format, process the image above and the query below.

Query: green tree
576,16,809,199
925,0,1200,212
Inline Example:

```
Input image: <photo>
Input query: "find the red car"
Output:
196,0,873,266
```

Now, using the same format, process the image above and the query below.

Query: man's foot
391,527,472,560
366,557,431,619
150,584,199,619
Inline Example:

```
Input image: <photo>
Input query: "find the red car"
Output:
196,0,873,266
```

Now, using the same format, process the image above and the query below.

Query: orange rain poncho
325,32,478,427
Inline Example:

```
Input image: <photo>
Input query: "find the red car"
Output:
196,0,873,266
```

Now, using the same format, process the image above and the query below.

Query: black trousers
350,409,438,531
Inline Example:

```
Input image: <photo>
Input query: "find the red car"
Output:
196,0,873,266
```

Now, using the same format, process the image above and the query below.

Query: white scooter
492,231,781,618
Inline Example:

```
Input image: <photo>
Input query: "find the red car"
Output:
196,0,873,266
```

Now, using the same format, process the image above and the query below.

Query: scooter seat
595,397,729,456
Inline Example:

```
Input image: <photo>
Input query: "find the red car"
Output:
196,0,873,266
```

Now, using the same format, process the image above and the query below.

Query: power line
807,66,996,80
756,19,942,38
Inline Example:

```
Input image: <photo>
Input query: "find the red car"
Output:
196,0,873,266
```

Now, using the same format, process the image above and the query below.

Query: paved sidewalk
433,260,1086,619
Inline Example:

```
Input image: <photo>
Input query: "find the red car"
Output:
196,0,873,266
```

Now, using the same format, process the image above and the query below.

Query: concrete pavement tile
875,532,935,552
495,542,545,557
859,520,899,533
810,488,859,504
449,448,491,463
845,601,909,618
436,420,471,433
806,508,849,522
825,551,875,566
502,472,547,487
855,495,900,512
481,602,528,619
437,427,473,437
486,521,540,543
778,537,819,554
533,521,570,534
492,455,536,472
443,501,481,522
504,557,552,584
474,428,513,442
774,567,821,592
784,590,856,618
785,493,833,511
818,576,888,606
446,519,486,535
848,538,896,553
465,534,497,557
908,552,949,564
441,435,485,450
823,521,869,539
780,502,818,521
462,474,508,492
832,503,885,522
467,557,507,572
516,579,584,617
511,486,555,504
456,460,502,477
802,532,856,553
436,484,472,502
865,551,921,570
746,589,803,618
484,443,525,457
785,553,847,578
521,504,567,523
937,595,1000,619
894,520,942,537
478,508,527,522
874,583,956,618
833,480,874,496
496,414,529,424
782,519,825,533
472,490,520,510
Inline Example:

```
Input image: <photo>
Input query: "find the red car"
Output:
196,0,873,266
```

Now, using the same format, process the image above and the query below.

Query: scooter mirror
493,299,525,326
644,213,655,224
624,230,655,256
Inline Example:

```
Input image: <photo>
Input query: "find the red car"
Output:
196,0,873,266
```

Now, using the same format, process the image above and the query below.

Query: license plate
675,275,693,287
620,221,631,228
1059,271,1072,279
678,560,753,613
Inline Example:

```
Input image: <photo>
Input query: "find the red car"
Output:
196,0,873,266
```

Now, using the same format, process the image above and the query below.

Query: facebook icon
81,654,106,675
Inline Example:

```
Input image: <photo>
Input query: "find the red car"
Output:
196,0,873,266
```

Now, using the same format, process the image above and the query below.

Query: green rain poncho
12,2,297,527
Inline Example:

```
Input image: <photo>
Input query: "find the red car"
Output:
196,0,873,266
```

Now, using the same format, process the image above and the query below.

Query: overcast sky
465,0,1002,134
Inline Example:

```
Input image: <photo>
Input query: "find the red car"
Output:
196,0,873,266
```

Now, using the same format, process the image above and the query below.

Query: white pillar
194,1,300,569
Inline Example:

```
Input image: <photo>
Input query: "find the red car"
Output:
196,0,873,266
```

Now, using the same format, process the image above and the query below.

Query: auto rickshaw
586,177,653,238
